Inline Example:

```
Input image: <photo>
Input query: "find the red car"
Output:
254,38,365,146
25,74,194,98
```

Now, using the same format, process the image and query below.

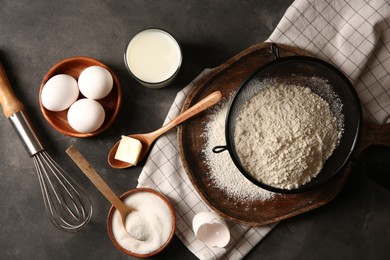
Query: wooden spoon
66,146,137,237
108,90,222,169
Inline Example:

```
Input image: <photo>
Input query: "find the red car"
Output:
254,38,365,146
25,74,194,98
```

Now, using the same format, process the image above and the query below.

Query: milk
125,29,182,88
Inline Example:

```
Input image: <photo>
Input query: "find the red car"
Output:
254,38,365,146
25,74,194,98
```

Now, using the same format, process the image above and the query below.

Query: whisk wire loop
41,152,81,219
33,151,92,232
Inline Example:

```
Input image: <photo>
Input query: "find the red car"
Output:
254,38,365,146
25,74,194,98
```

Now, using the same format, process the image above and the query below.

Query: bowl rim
39,56,122,138
106,187,176,258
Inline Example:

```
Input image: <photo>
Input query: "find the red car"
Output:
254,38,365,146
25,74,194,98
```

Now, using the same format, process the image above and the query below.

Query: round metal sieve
213,44,361,193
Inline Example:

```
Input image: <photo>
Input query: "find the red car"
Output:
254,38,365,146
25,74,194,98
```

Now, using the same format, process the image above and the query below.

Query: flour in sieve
234,80,341,190
202,99,275,202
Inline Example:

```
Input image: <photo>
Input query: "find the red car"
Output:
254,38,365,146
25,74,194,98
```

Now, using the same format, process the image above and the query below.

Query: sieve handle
271,43,280,59
212,145,228,153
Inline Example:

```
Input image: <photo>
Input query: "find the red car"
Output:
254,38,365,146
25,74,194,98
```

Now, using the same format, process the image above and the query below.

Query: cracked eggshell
192,212,230,248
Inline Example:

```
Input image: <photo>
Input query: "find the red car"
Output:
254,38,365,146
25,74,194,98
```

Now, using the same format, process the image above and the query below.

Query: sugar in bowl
107,188,176,257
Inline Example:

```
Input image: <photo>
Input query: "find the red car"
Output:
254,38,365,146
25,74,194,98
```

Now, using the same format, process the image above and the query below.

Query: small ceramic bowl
39,56,121,137
107,188,176,258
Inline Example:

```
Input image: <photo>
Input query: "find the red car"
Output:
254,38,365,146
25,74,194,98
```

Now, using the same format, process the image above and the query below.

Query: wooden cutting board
177,42,390,226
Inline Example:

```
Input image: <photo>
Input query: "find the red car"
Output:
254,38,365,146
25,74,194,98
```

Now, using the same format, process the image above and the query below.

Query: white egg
192,212,230,248
67,98,105,133
78,65,113,100
41,74,79,111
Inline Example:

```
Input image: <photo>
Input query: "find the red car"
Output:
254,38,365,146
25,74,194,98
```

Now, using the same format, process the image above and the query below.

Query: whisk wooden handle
66,146,126,210
0,62,25,118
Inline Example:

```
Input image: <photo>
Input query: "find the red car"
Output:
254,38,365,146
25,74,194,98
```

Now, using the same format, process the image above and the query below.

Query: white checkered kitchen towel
137,1,390,259
269,0,390,124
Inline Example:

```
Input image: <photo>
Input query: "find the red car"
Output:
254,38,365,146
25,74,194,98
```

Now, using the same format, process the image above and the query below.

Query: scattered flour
234,81,341,189
203,99,275,202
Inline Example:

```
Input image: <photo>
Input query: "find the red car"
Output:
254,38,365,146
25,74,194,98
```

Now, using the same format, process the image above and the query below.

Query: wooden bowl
39,56,121,137
107,188,176,258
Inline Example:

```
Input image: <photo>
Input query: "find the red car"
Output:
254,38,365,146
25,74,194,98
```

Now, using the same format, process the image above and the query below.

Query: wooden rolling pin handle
0,62,25,118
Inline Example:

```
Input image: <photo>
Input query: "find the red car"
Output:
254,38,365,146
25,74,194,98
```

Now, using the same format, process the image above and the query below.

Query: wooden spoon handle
0,62,25,118
154,90,222,136
66,146,128,211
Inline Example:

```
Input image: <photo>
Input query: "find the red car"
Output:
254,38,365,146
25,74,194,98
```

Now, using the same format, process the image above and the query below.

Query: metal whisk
33,151,92,232
0,61,92,232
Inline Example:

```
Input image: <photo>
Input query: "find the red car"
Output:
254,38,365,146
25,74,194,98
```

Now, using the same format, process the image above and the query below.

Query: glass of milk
124,29,182,88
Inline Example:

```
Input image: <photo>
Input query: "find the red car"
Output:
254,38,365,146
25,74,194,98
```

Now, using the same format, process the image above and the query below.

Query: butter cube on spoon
115,136,142,165
108,91,223,169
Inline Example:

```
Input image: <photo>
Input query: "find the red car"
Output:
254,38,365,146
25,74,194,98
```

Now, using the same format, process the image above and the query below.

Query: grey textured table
1,1,390,259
